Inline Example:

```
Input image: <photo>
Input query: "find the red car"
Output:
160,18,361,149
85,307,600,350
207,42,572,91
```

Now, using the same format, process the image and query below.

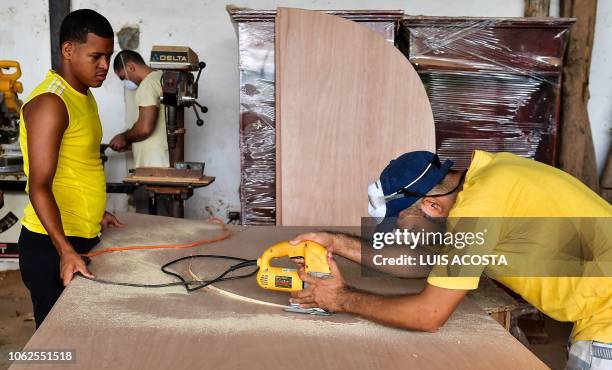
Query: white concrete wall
0,0,51,99
2,0,610,222
588,0,612,174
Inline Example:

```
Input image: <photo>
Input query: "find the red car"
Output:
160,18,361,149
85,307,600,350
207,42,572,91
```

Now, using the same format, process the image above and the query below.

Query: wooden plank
133,167,203,179
276,8,436,226
11,213,547,370
602,146,612,188
469,277,517,314
601,145,612,202
559,0,600,192
468,277,517,331
123,175,214,186
524,0,551,17
227,7,406,22
49,0,70,71
489,311,512,331
132,168,199,178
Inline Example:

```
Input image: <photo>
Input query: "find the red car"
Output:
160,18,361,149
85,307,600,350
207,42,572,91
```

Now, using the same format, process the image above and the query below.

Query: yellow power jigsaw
256,240,331,315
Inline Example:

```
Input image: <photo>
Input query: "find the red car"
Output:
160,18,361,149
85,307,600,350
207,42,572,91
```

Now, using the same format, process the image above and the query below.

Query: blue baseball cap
368,151,454,221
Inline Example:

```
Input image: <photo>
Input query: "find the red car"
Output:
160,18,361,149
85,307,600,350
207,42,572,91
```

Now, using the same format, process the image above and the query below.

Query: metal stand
145,185,194,218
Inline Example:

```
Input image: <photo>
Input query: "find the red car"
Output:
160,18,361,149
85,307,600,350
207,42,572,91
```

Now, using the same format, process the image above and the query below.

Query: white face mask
123,79,138,91
367,162,437,224
367,180,387,223
119,54,138,91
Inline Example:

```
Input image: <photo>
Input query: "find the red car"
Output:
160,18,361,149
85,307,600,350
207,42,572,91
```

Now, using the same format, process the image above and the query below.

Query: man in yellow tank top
18,9,123,328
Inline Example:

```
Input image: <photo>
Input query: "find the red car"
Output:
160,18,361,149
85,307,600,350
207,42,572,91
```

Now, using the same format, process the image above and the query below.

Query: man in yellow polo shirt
290,150,611,369
18,9,123,328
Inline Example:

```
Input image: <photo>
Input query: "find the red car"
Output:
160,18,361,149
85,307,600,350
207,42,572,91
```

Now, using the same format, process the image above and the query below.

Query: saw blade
284,303,331,316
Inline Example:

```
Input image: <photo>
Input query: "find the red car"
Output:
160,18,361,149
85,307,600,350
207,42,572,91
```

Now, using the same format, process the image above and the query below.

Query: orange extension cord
81,217,231,258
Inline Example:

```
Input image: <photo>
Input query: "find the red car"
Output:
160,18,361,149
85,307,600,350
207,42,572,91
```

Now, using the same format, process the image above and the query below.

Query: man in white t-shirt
109,50,168,167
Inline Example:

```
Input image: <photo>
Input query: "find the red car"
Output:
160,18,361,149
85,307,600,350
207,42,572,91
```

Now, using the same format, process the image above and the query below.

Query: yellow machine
0,61,23,145
0,61,23,115
0,61,26,262
256,240,331,292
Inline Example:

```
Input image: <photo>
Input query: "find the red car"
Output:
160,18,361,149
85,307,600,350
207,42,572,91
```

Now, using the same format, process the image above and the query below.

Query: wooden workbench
10,213,546,370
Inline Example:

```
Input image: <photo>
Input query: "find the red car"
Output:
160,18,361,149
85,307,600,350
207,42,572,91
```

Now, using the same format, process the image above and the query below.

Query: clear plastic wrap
237,21,277,224
399,17,574,169
230,8,401,224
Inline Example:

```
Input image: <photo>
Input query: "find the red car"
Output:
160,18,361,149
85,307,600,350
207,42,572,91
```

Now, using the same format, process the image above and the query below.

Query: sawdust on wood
61,276,507,347
187,263,287,309
80,246,508,344
67,213,509,345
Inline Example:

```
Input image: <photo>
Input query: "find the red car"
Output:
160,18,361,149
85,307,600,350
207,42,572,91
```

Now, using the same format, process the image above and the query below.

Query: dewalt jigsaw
256,240,331,315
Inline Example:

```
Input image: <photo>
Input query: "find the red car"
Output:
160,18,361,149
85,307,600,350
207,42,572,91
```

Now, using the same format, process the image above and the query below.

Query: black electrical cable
161,255,258,292
80,254,259,293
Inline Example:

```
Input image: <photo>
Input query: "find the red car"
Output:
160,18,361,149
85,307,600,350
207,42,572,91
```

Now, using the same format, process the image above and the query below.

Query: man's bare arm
291,258,466,332
124,105,158,142
25,94,70,252
24,93,93,285
340,284,466,332
290,231,362,262
108,105,158,151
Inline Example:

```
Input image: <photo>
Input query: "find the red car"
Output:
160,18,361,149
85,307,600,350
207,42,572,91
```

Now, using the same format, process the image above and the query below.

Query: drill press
150,45,208,166
123,46,214,218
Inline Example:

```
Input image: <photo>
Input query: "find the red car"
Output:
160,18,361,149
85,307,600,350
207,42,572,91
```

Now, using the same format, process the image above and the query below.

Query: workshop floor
529,317,573,370
0,269,572,370
0,270,35,370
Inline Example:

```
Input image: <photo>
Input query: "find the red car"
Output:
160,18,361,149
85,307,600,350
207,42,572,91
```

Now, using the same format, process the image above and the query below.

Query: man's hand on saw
290,231,361,263
100,211,125,231
290,232,337,254
289,232,337,267
289,252,350,312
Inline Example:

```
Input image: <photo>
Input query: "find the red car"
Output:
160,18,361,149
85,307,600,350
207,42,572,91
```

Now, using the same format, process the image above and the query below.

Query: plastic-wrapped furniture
399,16,574,169
229,8,402,225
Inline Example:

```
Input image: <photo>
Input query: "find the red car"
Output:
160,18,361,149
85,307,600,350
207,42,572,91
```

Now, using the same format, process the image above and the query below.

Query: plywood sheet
276,8,436,226
11,213,546,370
123,175,215,186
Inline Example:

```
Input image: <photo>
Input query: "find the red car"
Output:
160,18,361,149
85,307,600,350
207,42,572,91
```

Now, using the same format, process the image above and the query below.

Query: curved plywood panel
276,8,436,226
